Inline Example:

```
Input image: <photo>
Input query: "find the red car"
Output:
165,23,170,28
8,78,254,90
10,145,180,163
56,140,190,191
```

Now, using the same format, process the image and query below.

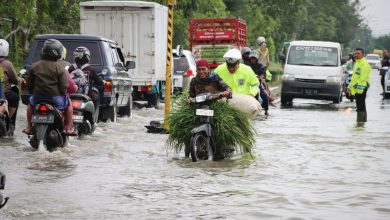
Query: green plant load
167,93,255,157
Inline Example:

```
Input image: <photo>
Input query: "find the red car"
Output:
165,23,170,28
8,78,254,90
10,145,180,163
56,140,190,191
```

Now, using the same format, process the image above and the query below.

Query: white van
281,41,343,106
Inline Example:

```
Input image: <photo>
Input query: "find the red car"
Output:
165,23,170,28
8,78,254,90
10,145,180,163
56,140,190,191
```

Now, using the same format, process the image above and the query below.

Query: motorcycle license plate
196,109,214,116
32,114,54,123
72,115,84,123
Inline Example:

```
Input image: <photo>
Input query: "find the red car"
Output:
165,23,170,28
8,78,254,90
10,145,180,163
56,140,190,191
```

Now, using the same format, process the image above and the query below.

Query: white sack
228,93,262,119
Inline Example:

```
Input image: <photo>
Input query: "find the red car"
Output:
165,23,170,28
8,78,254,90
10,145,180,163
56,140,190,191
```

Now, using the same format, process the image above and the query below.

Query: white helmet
256,36,266,46
0,39,9,57
223,48,242,64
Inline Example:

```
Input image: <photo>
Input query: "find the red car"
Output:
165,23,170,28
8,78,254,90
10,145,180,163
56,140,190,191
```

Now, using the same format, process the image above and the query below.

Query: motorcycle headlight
326,76,340,84
282,73,295,81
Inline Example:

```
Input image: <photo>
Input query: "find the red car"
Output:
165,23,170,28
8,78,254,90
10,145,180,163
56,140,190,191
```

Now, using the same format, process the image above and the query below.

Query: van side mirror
126,61,136,70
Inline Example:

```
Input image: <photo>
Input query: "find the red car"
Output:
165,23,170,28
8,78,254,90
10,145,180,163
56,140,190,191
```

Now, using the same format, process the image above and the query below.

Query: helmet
256,36,266,46
42,39,63,59
0,39,9,57
73,46,91,63
241,47,251,55
223,48,242,64
249,51,260,60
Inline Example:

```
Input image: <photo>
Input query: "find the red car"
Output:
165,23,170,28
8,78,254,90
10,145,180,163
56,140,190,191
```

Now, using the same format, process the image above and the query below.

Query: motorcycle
70,90,98,136
343,69,354,102
382,66,390,99
188,92,226,162
0,170,9,210
27,98,68,151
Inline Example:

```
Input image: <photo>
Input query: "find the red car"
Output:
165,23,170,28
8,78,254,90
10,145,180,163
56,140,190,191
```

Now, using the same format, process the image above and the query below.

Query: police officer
214,48,259,97
348,48,371,123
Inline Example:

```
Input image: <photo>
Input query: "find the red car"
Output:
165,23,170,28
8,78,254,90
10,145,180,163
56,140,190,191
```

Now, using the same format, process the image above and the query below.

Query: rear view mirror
126,61,136,70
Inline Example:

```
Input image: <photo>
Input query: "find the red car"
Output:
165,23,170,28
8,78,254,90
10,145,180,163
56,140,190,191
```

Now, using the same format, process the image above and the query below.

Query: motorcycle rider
248,51,271,115
380,49,390,95
188,59,232,102
214,48,259,97
0,39,22,131
241,47,251,65
348,48,371,124
67,46,104,112
23,39,77,136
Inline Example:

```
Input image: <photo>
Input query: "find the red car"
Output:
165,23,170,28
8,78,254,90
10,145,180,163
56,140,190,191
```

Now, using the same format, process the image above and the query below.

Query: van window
173,56,190,75
287,46,339,67
31,41,103,66
110,47,125,71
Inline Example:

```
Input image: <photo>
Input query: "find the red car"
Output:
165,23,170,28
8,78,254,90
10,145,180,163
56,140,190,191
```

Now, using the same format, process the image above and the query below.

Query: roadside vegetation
0,0,385,69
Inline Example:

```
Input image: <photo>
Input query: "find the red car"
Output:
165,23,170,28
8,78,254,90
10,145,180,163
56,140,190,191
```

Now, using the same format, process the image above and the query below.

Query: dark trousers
381,74,385,91
355,89,367,112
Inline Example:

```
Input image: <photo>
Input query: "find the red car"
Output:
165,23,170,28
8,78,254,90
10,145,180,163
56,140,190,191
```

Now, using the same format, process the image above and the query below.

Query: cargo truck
189,18,247,68
80,1,168,107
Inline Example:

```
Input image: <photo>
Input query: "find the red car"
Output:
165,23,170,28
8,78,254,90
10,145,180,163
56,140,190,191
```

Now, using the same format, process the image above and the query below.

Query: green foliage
374,34,390,50
167,93,255,156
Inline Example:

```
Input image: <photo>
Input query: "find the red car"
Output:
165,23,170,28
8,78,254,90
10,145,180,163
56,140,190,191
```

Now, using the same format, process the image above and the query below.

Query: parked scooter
188,92,226,162
70,90,98,136
0,170,9,210
0,98,10,137
27,99,68,151
382,66,390,99
343,69,354,102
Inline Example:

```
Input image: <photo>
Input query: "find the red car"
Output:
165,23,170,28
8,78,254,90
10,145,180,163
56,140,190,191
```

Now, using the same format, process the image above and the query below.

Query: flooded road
1,71,390,219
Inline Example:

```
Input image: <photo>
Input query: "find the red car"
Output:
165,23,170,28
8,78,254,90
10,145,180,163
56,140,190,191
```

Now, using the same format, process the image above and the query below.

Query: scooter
27,99,68,151
382,66,390,99
343,70,354,102
70,91,98,136
0,170,9,210
189,92,226,162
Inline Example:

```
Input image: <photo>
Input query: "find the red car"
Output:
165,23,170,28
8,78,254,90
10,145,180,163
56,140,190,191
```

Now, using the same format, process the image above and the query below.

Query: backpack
70,63,89,95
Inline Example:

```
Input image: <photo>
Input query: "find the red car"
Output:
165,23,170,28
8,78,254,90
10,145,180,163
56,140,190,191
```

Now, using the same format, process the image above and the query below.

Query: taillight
104,80,113,92
72,101,81,108
140,85,152,92
184,69,193,76
38,105,49,115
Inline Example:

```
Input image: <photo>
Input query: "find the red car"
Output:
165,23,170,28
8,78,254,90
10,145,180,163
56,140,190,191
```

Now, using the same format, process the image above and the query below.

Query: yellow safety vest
214,63,259,96
349,57,371,95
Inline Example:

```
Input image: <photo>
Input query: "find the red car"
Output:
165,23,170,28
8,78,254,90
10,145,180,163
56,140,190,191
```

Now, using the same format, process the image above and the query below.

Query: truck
189,17,247,68
80,1,168,107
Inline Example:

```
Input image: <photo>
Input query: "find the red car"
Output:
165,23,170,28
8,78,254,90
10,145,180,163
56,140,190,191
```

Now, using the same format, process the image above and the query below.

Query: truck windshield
31,41,103,66
287,46,338,67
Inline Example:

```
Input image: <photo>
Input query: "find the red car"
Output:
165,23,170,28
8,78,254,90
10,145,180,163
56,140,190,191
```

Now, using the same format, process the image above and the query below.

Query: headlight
282,73,295,80
326,76,340,84
195,94,207,103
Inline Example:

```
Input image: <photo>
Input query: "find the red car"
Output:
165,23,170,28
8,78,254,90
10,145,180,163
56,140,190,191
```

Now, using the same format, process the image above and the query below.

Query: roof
290,40,341,48
80,1,164,8
35,34,115,43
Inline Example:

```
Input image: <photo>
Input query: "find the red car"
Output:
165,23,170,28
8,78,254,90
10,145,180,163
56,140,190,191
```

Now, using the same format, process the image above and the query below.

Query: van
21,34,135,122
281,41,343,106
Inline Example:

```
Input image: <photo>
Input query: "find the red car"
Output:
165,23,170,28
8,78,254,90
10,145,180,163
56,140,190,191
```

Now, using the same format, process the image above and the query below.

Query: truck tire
147,93,160,109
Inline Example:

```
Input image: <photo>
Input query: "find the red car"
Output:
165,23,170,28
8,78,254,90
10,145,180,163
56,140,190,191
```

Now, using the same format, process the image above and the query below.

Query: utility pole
163,0,176,129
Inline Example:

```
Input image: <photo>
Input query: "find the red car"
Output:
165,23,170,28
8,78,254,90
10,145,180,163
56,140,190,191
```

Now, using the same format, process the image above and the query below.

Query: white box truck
80,1,168,107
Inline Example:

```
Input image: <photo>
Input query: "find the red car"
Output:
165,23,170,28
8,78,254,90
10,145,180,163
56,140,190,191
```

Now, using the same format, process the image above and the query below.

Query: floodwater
1,71,390,219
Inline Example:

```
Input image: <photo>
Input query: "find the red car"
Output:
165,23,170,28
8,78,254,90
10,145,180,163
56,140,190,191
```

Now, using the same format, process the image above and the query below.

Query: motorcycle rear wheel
190,133,209,162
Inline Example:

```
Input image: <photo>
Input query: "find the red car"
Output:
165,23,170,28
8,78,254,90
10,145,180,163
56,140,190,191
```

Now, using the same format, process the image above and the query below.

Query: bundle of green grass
167,92,255,157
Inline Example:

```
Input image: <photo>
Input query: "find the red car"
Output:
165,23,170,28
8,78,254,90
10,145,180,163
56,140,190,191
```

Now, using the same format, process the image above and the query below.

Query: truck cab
21,34,135,121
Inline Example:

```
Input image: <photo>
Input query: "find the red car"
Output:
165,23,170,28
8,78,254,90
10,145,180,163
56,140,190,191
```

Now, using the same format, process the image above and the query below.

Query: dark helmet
42,39,63,59
74,46,91,63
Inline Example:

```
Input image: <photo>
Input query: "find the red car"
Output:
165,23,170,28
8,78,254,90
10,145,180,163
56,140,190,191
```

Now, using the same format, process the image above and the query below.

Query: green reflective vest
349,57,371,95
214,63,259,96
266,69,272,81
